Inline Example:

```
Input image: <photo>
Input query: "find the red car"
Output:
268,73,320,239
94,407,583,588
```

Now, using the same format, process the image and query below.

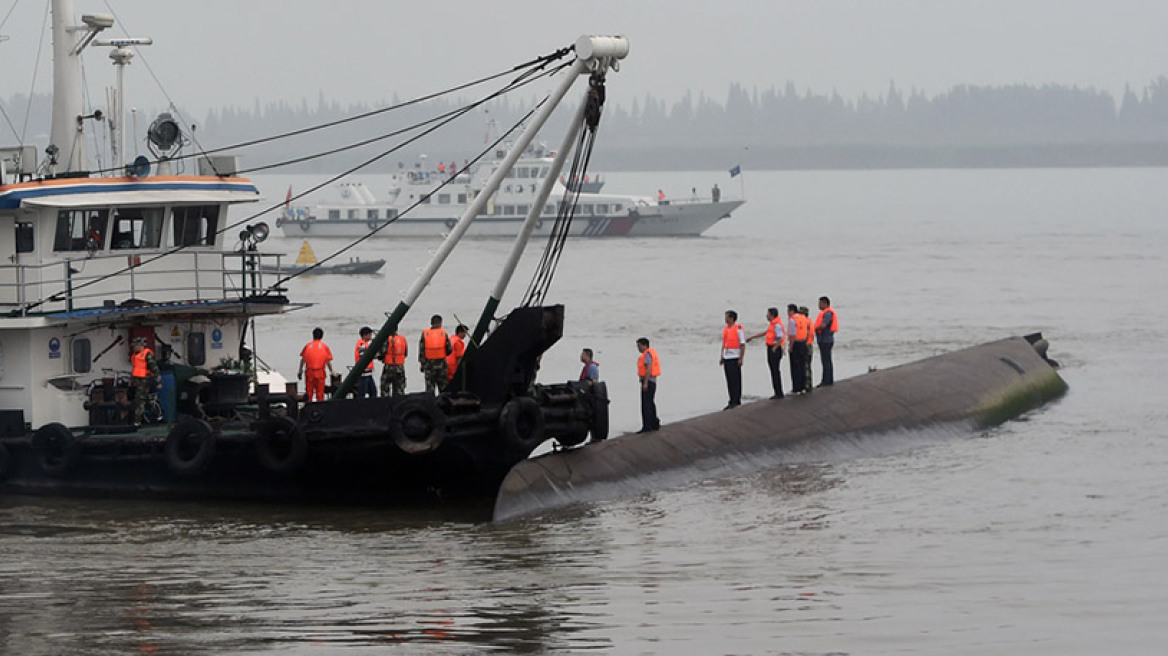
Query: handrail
0,250,286,314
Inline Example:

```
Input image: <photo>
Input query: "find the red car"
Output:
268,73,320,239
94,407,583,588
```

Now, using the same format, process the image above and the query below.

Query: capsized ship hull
494,335,1068,522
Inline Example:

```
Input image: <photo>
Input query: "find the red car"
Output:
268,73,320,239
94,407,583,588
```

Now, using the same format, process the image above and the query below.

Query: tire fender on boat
165,416,217,476
589,381,610,442
0,441,13,482
255,415,308,473
499,396,546,455
389,398,446,454
299,219,311,232
32,422,81,478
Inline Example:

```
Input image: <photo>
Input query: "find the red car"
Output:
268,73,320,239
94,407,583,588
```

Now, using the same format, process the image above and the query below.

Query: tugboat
0,0,622,504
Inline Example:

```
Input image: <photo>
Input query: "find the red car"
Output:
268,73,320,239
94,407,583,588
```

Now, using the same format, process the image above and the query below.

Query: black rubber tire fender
255,415,309,473
299,219,311,232
499,396,546,455
32,422,81,478
389,398,447,454
589,381,610,442
165,416,217,476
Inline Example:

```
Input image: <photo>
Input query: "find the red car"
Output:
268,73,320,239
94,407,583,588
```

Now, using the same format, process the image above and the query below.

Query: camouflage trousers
380,364,406,397
132,376,156,423
422,358,448,394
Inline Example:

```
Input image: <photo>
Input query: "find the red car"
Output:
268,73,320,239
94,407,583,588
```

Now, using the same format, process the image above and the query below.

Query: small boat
275,140,744,239
262,240,384,276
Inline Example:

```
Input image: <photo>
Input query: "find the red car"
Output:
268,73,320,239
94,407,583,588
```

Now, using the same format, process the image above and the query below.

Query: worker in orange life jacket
353,326,377,398
298,327,335,402
379,328,409,397
814,295,839,387
746,306,786,399
720,310,747,409
636,337,661,433
419,314,452,394
786,304,809,394
799,306,815,393
129,336,161,425
447,324,468,382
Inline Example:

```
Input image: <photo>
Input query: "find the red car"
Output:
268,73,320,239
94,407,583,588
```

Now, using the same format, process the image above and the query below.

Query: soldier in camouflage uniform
419,314,452,395
379,328,409,397
129,336,161,425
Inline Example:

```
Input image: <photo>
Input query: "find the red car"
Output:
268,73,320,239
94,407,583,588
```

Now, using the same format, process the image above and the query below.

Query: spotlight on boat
147,113,182,152
246,222,270,244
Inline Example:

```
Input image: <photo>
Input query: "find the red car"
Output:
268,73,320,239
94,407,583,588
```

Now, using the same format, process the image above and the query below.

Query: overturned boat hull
493,335,1067,522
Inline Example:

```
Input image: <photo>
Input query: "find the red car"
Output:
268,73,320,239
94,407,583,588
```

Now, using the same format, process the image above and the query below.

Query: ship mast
48,0,113,174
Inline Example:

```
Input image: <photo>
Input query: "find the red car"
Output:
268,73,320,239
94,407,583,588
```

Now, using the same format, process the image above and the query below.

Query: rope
522,72,606,307
15,57,569,313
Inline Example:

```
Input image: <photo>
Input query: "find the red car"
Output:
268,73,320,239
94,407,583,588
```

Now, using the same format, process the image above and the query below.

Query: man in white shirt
720,310,747,409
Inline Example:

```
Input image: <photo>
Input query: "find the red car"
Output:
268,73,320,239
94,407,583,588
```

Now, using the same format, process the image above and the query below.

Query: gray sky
4,0,1168,118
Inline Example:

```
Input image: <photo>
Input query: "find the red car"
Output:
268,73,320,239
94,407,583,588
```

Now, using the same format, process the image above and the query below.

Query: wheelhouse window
437,194,450,204
328,210,340,219
171,205,220,247
54,209,109,252
111,207,163,250
457,193,467,204
15,221,35,253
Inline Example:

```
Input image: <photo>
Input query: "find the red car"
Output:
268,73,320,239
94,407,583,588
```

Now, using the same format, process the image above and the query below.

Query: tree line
5,78,1168,171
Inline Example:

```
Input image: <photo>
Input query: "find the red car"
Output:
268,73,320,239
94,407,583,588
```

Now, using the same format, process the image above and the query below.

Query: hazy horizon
2,0,1167,120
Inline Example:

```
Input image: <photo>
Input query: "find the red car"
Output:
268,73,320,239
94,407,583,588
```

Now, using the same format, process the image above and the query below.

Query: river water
2,167,1166,654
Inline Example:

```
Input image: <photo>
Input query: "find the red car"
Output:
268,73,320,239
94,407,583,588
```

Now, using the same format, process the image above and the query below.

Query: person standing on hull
814,296,838,387
720,310,747,409
447,324,469,382
354,326,377,398
636,338,661,433
799,306,815,394
298,327,335,402
419,314,452,394
379,328,409,397
129,337,161,426
746,307,786,399
787,304,808,394
579,348,600,385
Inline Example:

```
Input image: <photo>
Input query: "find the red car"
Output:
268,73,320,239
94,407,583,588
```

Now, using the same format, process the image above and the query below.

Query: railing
0,250,287,316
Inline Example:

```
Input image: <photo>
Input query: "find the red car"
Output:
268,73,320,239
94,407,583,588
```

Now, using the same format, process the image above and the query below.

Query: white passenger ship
277,142,745,238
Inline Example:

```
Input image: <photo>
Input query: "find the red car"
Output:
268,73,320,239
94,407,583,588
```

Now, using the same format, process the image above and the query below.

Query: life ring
498,396,545,455
366,218,378,231
33,422,81,478
0,442,13,482
299,219,311,232
389,398,446,454
589,381,610,442
165,416,217,476
255,415,308,473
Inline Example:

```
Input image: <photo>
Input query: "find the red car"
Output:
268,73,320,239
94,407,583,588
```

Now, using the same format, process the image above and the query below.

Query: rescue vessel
0,0,619,503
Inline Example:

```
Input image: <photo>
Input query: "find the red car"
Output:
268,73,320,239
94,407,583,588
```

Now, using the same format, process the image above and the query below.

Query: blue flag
729,165,741,178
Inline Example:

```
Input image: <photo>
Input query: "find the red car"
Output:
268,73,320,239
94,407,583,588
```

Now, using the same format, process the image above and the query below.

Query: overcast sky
3,0,1168,119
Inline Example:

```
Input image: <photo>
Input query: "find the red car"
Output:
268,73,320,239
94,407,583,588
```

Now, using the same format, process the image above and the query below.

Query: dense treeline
5,78,1168,171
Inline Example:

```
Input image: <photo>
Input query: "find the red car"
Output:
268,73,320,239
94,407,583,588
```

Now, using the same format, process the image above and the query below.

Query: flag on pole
284,185,292,210
729,165,742,178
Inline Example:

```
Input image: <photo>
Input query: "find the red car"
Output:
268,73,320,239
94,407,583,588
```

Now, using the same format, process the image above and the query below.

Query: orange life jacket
422,327,449,360
792,315,810,343
765,316,785,346
383,334,408,365
300,340,332,371
815,307,839,334
722,323,743,351
354,338,374,372
131,348,153,378
446,335,466,374
638,348,661,378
